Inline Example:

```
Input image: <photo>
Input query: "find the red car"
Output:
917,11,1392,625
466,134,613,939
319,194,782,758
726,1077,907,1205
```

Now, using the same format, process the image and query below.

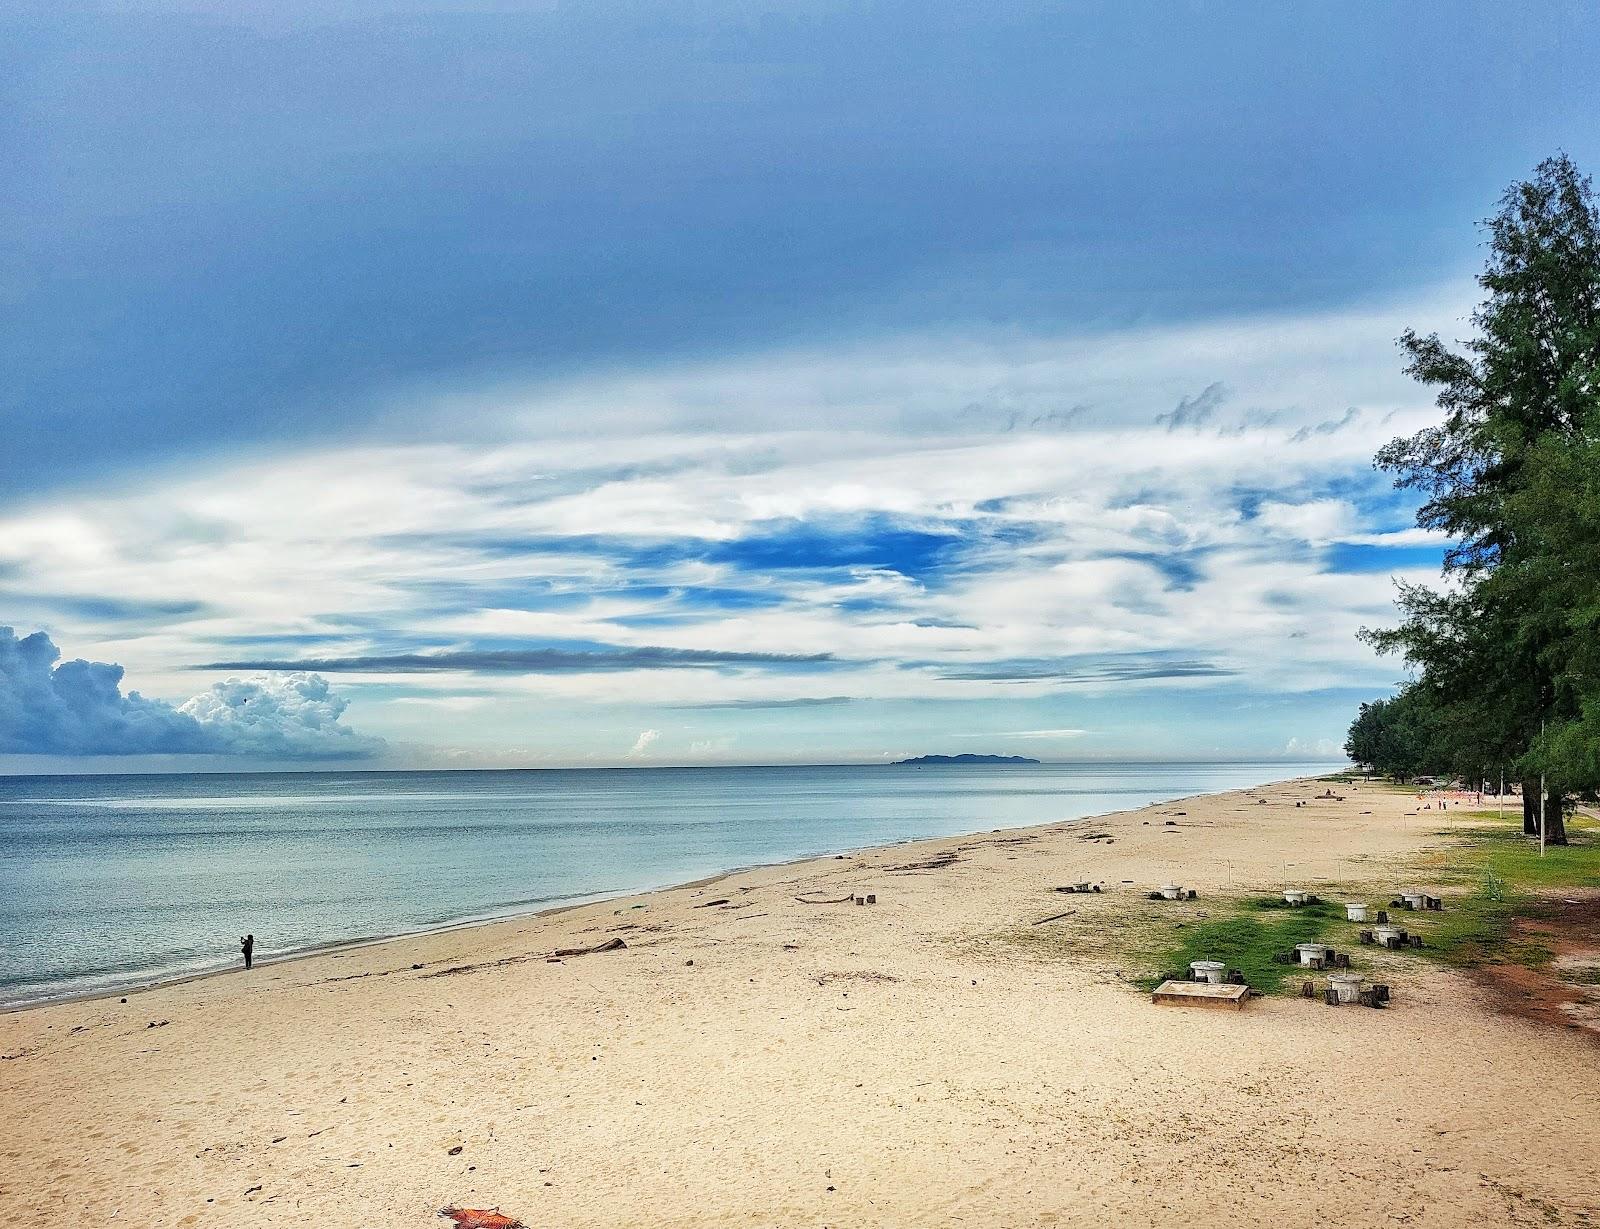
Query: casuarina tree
1362,155,1600,844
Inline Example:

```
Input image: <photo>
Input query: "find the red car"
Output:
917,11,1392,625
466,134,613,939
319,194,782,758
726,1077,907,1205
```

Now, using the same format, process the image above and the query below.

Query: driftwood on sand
794,893,857,905
550,937,627,958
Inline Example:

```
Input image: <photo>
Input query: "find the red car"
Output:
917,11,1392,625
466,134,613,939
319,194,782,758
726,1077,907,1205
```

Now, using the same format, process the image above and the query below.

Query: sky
3,1,1599,772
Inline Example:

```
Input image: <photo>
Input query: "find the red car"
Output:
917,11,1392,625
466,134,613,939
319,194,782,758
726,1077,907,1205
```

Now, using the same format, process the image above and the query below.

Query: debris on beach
1148,884,1195,901
1305,976,1389,1007
550,937,627,958
440,1207,525,1228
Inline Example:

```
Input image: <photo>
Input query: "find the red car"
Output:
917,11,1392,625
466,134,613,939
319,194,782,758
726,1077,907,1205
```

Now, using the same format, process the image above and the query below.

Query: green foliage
1343,685,1446,778
1356,155,1600,826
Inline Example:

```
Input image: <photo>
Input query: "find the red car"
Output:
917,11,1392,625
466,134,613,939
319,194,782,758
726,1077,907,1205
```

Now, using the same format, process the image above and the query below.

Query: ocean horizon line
0,755,1351,781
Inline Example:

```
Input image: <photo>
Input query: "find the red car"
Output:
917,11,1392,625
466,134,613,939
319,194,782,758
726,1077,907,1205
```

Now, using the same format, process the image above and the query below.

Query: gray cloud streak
935,656,1233,683
1154,382,1227,431
198,646,837,674
668,696,856,710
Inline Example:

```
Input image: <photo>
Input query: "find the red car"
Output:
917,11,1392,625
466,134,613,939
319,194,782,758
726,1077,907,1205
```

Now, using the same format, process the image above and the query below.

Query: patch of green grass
1401,892,1520,967
1399,809,1599,969
1008,808,1597,996
1136,909,1342,995
1460,825,1600,889
1242,895,1350,922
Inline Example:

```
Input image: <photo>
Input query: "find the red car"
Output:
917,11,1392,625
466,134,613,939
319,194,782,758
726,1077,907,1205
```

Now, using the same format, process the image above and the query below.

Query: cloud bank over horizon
0,628,381,761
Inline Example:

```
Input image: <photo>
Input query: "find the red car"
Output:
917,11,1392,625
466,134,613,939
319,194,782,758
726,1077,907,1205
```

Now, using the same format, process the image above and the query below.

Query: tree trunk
1544,785,1569,846
1521,781,1540,835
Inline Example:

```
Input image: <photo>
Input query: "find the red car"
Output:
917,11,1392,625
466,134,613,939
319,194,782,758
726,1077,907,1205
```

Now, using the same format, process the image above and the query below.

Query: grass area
999,807,1598,997
1132,815,1599,991
1399,810,1600,969
1243,895,1349,922
993,896,1357,998
1134,908,1341,995
1431,810,1600,889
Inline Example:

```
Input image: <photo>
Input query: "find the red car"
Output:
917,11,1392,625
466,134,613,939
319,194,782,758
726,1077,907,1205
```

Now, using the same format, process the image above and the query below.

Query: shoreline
0,854,820,1017
8,772,1597,1228
0,774,1301,1016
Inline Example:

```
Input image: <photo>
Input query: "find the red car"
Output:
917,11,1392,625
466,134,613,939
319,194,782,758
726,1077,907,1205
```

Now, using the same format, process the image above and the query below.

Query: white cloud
627,728,661,758
1254,499,1357,545
0,627,379,760
1285,736,1344,757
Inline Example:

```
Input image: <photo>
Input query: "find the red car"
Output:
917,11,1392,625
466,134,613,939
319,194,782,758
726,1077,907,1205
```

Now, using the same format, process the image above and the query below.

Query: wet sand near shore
3,777,1598,1227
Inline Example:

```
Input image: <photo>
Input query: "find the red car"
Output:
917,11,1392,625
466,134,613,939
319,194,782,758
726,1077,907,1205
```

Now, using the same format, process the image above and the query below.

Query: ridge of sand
2,776,1597,1227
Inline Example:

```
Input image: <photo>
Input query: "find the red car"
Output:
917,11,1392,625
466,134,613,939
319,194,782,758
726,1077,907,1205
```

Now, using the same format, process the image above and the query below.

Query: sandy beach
3,775,1598,1228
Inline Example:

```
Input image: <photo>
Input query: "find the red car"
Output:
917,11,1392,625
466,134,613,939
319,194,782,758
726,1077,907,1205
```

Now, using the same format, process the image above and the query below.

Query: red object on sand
439,1208,525,1229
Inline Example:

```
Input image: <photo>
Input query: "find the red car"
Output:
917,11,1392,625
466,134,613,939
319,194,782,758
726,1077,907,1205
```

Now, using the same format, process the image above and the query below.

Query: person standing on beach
240,934,254,971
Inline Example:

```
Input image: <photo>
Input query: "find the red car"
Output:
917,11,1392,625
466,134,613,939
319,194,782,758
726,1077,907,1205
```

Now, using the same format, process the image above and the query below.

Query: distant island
891,754,1040,766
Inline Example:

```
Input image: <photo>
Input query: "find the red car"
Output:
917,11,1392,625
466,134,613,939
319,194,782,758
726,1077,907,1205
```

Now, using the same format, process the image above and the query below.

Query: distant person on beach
240,934,254,971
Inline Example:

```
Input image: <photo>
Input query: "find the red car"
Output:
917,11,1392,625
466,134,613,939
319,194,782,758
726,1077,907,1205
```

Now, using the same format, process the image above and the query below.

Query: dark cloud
0,592,209,621
934,655,1233,684
1289,407,1361,442
0,627,380,759
1155,382,1227,431
958,403,1089,432
2,627,212,756
1216,408,1283,437
669,696,856,710
196,646,836,674
12,4,1561,503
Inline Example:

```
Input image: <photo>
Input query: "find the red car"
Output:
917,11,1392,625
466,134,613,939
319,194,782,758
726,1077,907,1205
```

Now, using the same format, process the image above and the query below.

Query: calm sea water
0,761,1332,1007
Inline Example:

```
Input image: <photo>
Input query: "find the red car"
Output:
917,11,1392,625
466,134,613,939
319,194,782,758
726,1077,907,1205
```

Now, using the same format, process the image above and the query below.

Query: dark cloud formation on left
0,628,381,759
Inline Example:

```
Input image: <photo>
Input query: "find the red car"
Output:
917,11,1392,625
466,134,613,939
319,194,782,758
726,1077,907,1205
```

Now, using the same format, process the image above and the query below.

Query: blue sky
3,1,1598,770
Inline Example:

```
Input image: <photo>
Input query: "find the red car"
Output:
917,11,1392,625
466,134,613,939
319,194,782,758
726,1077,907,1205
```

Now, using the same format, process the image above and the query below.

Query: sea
0,760,1335,1009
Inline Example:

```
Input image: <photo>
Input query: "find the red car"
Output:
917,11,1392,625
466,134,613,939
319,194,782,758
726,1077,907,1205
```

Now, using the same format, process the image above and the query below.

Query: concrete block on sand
1151,980,1251,1010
